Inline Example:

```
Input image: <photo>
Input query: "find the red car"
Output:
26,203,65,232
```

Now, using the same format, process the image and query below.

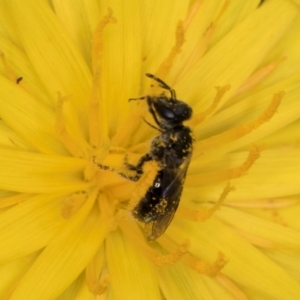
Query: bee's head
153,96,192,126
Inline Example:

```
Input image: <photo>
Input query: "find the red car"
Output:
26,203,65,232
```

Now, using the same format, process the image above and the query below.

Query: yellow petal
0,37,53,107
197,74,300,153
229,148,300,200
141,0,189,73
52,0,100,68
0,77,67,155
178,0,297,109
170,217,300,299
0,193,64,263
106,230,160,300
0,120,33,151
258,13,300,87
201,274,242,300
210,1,261,46
10,192,104,300
191,148,300,201
97,0,143,130
280,204,300,231
0,254,37,299
265,250,300,283
6,0,92,135
0,149,88,193
0,2,22,47
57,272,94,300
259,118,300,148
216,206,300,249
158,263,235,300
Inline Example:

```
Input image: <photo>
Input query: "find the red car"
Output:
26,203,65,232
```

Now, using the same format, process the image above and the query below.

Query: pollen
189,84,231,127
86,258,110,296
87,273,110,296
179,183,235,221
152,239,190,266
187,252,228,277
128,161,160,210
1,0,299,299
186,146,261,186
61,191,87,219
195,91,284,152
156,21,186,78
89,8,117,148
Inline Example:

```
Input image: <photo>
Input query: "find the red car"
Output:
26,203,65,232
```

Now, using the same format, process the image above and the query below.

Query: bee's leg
142,117,162,132
93,156,142,182
146,98,164,129
117,152,154,181
128,96,146,101
125,153,152,171
129,94,163,130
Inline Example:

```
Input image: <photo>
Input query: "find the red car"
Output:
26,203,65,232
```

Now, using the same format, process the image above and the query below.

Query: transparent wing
146,151,192,241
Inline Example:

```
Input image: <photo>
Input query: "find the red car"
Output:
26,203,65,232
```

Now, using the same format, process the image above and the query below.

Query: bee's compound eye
162,109,175,119
155,104,175,119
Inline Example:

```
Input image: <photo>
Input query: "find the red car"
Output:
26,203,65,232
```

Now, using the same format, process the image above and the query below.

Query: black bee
94,74,193,241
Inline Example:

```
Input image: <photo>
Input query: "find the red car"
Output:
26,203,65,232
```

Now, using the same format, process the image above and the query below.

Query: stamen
85,250,110,296
61,191,87,219
235,57,286,96
186,146,261,186
236,230,275,248
152,239,190,266
0,193,31,209
55,92,84,158
179,183,235,220
195,92,284,152
89,68,104,148
84,160,97,182
186,252,228,276
97,193,118,232
156,21,186,79
227,146,261,179
188,85,231,127
89,8,117,148
214,0,230,25
183,0,202,30
91,8,117,74
217,273,249,300
86,262,110,296
90,274,110,295
0,51,36,96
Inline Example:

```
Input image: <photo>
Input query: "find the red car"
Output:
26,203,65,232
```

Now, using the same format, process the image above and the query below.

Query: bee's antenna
146,73,176,100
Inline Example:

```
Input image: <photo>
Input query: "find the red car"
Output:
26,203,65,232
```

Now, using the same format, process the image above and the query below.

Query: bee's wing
146,152,192,241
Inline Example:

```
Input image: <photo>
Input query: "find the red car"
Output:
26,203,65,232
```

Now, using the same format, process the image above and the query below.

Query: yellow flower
1,0,300,299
